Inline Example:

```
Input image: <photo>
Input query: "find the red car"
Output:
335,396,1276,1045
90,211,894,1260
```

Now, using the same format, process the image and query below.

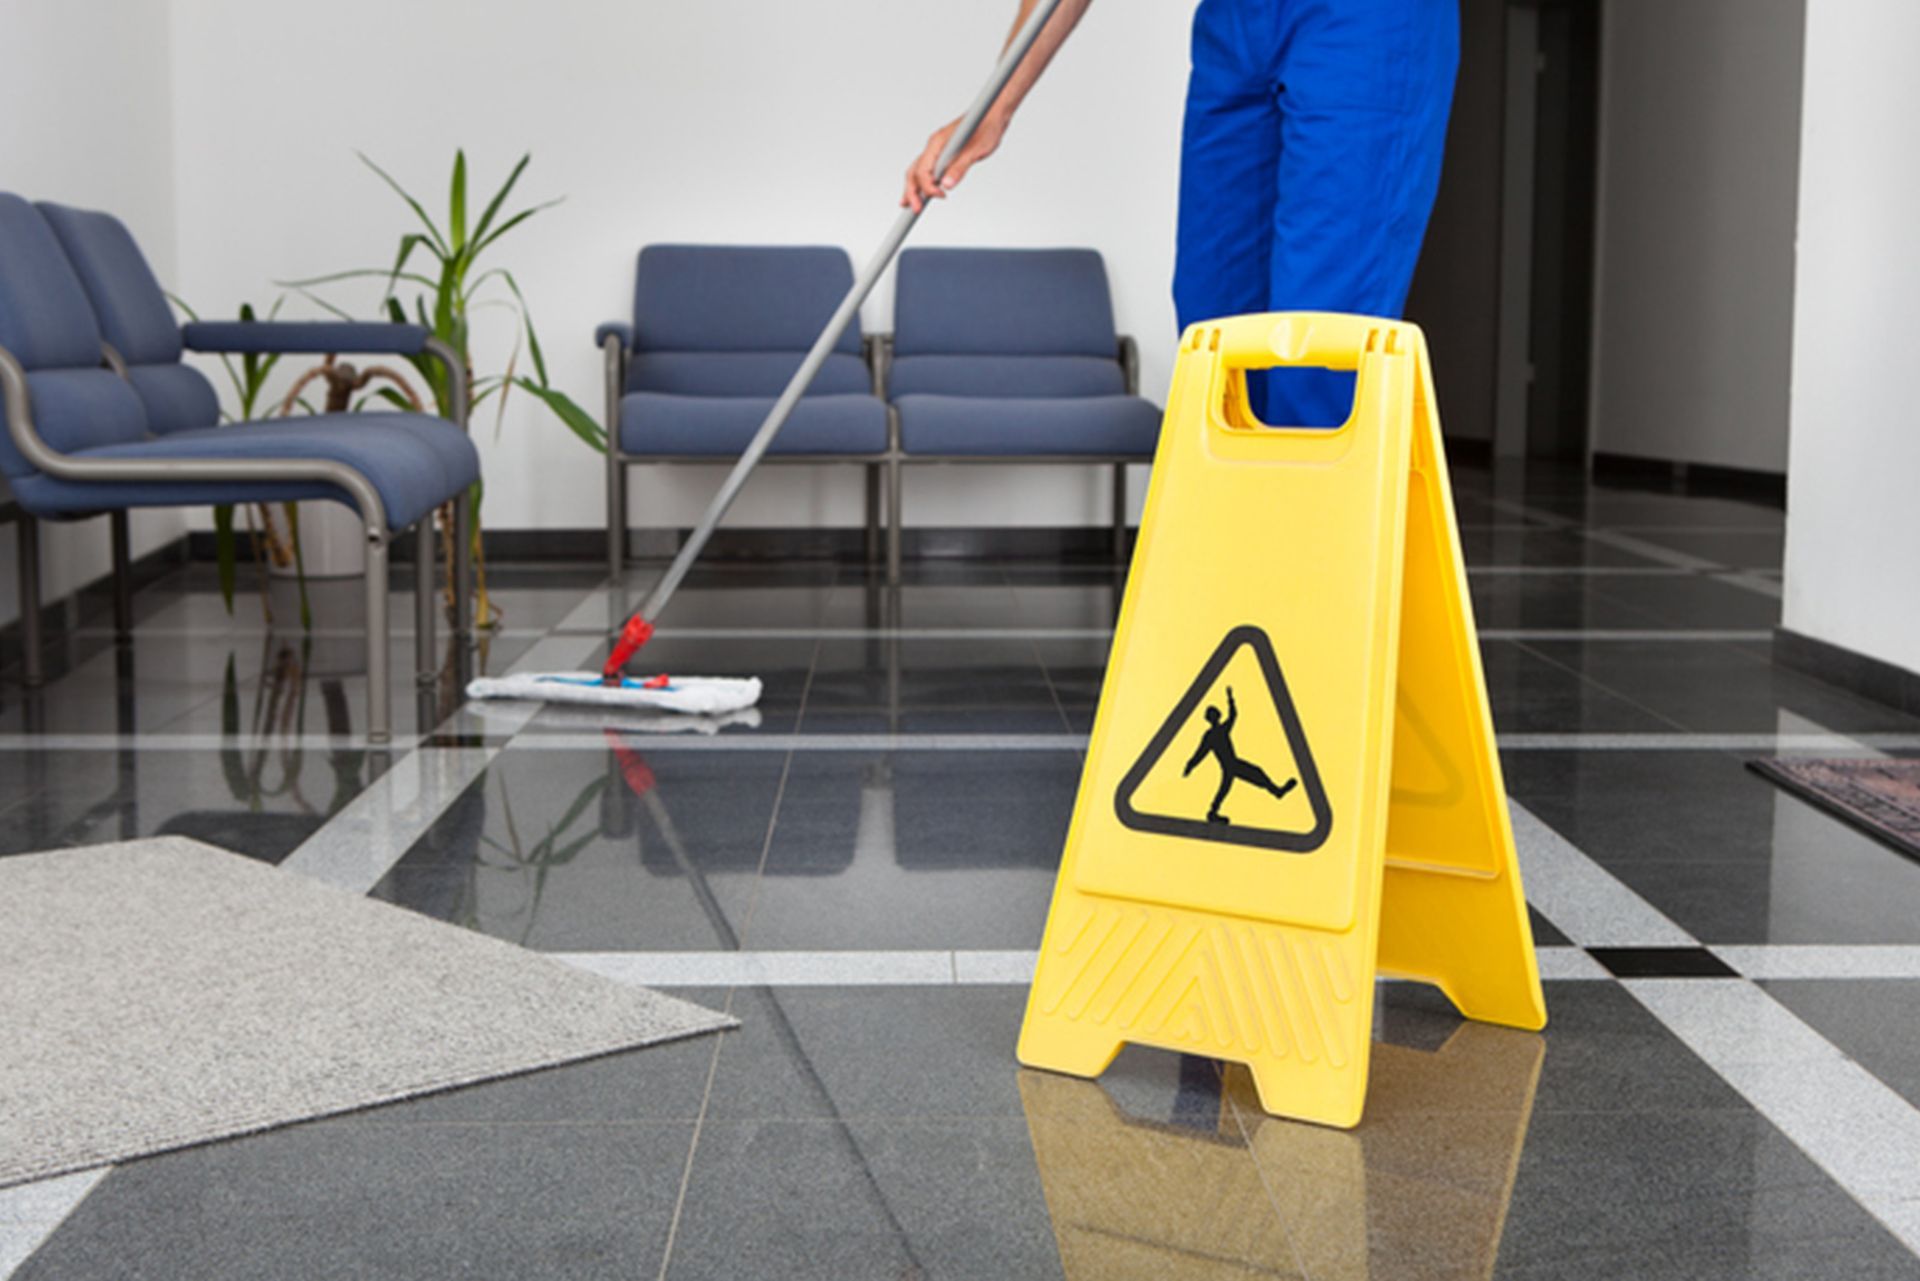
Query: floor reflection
0,640,396,861
1022,1020,1543,1279
1022,1065,1299,1277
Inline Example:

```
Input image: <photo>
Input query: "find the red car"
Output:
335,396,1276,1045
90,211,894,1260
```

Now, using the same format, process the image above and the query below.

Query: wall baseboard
191,526,1139,565
1590,451,1787,508
1442,435,1494,466
1774,627,1920,719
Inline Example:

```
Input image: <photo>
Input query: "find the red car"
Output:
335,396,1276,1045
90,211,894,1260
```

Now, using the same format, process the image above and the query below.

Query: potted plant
286,150,602,629
174,296,325,627
178,296,433,626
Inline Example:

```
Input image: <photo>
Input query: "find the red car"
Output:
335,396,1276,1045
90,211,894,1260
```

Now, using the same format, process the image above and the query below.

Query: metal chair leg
605,334,627,582
865,463,882,564
887,457,904,586
1111,463,1129,563
453,490,473,641
415,684,441,739
414,518,436,683
887,620,902,736
18,514,42,687
364,530,391,744
110,510,133,637
607,454,626,581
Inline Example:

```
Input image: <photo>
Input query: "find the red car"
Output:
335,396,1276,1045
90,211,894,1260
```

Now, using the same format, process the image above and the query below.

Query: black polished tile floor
7,464,1920,1279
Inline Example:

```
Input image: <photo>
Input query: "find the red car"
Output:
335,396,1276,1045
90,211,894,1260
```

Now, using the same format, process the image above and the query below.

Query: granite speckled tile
11,1117,698,1281
12,466,1920,1281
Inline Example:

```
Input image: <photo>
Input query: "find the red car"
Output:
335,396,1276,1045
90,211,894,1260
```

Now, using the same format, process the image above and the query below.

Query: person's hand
902,113,1008,212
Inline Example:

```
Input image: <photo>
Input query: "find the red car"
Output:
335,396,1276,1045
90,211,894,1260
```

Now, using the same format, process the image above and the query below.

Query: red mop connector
602,616,655,684
606,734,658,797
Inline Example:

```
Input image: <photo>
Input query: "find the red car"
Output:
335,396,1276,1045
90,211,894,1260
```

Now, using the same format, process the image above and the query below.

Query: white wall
1781,0,1920,676
165,0,1192,534
1588,0,1804,473
0,0,184,627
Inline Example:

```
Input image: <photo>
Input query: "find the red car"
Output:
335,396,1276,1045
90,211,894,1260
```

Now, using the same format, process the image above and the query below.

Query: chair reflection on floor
1020,1021,1543,1279
7,620,474,860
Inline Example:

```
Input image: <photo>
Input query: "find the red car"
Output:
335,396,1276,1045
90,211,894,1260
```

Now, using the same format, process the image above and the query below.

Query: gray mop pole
630,0,1066,630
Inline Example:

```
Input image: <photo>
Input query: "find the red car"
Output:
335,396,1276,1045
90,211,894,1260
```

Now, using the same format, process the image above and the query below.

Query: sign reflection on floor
1021,1018,1543,1278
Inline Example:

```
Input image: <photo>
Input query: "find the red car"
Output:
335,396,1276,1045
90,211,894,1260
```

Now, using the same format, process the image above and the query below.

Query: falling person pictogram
1182,687,1299,824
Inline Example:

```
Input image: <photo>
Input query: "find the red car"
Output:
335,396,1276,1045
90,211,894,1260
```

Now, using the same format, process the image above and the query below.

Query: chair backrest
625,245,870,398
0,193,149,480
38,202,219,435
889,248,1125,398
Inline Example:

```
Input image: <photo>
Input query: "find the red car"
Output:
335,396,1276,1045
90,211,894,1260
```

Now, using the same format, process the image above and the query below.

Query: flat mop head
466,672,762,716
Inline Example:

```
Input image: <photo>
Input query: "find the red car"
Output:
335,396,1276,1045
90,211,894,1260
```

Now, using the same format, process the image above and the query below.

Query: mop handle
615,0,1067,662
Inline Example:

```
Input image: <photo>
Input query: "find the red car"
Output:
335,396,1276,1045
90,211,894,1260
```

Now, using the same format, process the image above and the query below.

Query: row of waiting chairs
0,206,1159,738
0,193,477,742
597,246,1162,578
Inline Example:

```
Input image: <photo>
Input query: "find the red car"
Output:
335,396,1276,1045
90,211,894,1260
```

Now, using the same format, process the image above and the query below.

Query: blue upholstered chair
884,247,1160,575
595,245,889,576
0,193,479,741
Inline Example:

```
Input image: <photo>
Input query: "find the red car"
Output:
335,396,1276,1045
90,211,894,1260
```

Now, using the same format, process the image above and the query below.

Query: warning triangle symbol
1114,626,1334,854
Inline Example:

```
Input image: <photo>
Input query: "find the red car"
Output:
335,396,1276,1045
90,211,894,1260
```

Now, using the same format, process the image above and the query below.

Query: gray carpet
0,837,735,1188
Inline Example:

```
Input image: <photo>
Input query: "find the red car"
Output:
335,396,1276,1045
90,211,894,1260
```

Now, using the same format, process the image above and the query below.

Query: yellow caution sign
1017,312,1546,1128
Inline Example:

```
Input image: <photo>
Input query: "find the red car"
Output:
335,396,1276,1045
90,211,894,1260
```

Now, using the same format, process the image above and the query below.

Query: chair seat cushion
9,413,478,532
888,354,1124,399
126,364,221,436
895,395,1161,457
2,369,146,479
619,393,887,457
626,350,871,397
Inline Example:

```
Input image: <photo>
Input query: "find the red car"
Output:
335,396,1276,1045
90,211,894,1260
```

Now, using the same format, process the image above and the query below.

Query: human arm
901,0,1093,212
1224,688,1237,733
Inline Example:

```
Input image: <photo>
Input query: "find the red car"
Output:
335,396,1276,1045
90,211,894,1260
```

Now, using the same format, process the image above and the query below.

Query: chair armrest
182,322,468,429
182,320,431,356
1118,335,1140,396
595,322,634,350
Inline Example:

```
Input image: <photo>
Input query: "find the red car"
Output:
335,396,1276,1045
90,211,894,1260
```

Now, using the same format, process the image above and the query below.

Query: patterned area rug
1748,757,1920,861
0,837,735,1188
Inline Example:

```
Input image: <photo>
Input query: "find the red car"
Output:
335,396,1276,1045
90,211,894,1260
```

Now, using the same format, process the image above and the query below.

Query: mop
468,0,1066,717
466,697,764,736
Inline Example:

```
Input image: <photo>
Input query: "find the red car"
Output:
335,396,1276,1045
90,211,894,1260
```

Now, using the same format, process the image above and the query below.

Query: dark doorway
1525,0,1600,461
1405,0,1601,463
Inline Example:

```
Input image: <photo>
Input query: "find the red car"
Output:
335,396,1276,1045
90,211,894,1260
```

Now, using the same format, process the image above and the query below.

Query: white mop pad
466,672,762,715
467,701,764,736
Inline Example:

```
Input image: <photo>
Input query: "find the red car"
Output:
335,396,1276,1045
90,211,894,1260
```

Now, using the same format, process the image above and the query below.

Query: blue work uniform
1174,0,1460,426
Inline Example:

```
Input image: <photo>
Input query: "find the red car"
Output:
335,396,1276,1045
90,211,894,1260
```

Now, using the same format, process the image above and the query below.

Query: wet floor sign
1017,313,1546,1128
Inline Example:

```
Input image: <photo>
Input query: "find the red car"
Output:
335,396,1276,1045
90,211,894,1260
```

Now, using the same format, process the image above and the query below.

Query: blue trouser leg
1175,0,1460,428
1175,0,1284,419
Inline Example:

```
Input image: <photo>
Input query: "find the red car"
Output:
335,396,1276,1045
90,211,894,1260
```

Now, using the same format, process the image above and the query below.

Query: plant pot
267,500,366,580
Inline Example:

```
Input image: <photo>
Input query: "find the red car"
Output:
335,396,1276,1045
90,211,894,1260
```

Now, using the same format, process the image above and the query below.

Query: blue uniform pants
1174,0,1459,426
